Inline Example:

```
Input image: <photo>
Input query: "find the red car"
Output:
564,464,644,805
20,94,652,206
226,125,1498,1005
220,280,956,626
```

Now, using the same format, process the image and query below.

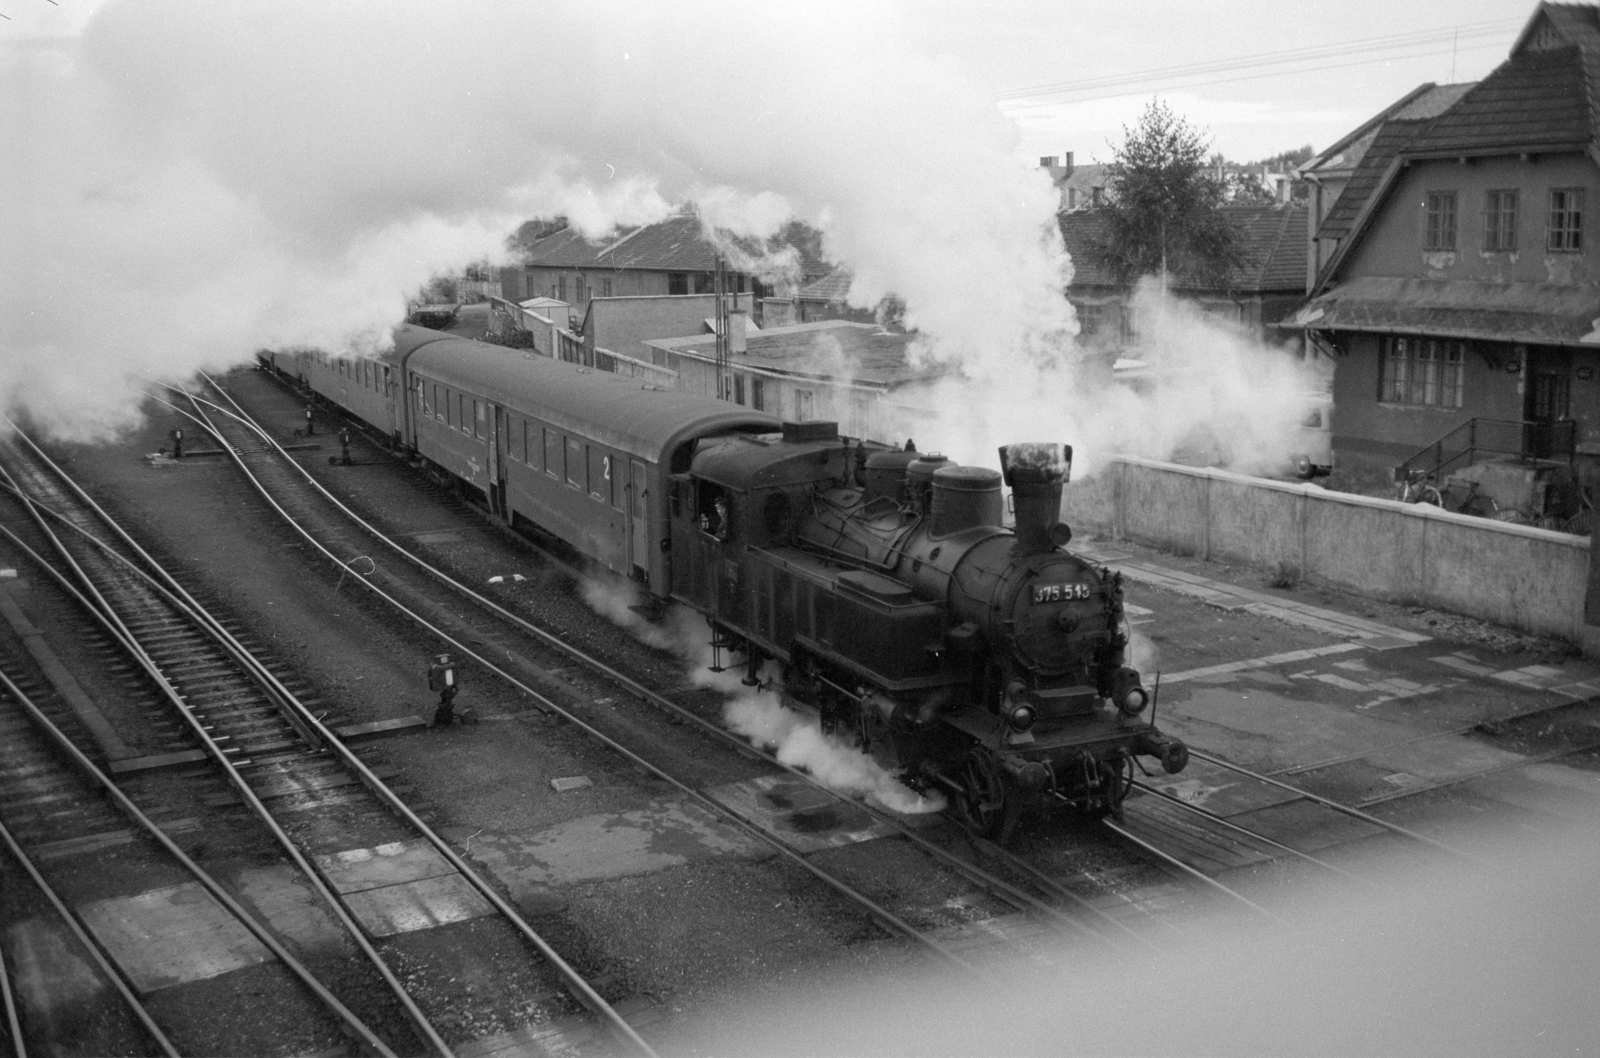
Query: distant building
1058,202,1309,347
1284,1,1600,499
500,212,830,327
1038,152,1111,212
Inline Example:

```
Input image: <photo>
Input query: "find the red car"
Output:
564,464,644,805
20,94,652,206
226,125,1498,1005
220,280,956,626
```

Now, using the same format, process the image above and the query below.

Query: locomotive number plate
1032,582,1092,604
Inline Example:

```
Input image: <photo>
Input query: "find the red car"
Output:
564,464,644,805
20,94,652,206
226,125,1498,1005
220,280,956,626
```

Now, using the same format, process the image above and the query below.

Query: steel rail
177,385,985,982
5,430,660,1055
0,815,180,1058
0,903,27,1058
1128,780,1376,888
1187,749,1478,862
1099,819,1283,923
190,380,1133,950
0,482,414,1057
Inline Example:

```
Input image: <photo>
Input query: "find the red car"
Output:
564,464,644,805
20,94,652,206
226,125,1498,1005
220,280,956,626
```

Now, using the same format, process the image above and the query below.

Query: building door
1525,347,1573,459
628,459,649,581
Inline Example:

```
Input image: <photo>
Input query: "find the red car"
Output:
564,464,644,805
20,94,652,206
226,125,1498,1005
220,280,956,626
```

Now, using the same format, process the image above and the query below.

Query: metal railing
1392,416,1576,485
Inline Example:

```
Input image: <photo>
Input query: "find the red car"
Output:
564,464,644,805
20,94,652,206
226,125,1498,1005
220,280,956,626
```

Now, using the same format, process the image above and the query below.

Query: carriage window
588,447,609,502
544,427,560,476
417,379,427,417
444,389,453,427
511,418,525,462
608,457,622,511
433,384,444,422
566,437,583,488
458,394,467,431
473,400,484,439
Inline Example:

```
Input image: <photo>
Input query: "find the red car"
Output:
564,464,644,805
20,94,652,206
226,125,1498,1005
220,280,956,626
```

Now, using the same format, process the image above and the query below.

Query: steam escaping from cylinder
578,579,945,814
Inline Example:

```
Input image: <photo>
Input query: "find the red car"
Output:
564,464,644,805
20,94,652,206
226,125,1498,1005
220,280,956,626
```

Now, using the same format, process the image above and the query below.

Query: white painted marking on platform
1162,642,1364,684
78,884,271,993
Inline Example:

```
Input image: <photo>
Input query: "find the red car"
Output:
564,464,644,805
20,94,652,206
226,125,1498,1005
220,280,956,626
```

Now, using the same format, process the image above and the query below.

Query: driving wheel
955,750,1007,837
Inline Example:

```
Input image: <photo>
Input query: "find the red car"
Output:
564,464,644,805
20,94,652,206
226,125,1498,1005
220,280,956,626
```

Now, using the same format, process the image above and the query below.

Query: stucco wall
1331,332,1528,470
1341,153,1600,283
1062,455,1592,644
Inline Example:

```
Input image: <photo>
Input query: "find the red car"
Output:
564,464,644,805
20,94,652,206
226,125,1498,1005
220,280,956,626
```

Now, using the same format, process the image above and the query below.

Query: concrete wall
1063,455,1592,643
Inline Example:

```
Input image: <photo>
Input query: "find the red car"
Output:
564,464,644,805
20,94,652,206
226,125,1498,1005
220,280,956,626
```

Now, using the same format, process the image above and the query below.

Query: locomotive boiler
671,423,1190,837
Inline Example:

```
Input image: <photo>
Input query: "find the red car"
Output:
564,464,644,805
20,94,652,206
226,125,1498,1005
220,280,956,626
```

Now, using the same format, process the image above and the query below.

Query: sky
1,0,1536,162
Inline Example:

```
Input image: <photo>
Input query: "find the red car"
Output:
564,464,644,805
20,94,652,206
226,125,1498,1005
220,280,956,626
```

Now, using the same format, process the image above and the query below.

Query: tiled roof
1300,83,1475,177
1058,202,1307,294
1313,3,1600,289
1316,117,1431,240
798,265,853,302
518,215,831,279
1403,44,1593,155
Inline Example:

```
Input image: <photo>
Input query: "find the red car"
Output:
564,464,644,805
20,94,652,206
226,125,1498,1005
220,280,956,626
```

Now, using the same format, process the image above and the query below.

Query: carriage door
628,459,649,581
487,404,508,520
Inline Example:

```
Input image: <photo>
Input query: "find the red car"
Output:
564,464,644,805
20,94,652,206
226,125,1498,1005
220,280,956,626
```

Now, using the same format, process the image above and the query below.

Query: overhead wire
996,18,1522,107
1000,40,1512,110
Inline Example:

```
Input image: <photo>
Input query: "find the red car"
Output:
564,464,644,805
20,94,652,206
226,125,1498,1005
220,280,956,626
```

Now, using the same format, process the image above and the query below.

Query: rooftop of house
1300,82,1477,178
1058,201,1309,293
1316,3,1600,247
644,319,934,387
516,213,831,279
797,265,853,303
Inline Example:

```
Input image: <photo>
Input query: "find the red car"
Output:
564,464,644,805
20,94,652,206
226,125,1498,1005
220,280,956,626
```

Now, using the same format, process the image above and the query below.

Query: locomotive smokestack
999,443,1073,556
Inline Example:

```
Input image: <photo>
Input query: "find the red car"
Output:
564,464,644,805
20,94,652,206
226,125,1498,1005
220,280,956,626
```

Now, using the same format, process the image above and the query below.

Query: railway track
0,429,655,1057
225,365,1499,948
174,372,1205,965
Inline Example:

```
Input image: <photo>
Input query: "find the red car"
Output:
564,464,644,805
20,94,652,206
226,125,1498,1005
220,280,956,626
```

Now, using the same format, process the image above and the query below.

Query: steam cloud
3,0,1068,442
580,579,944,815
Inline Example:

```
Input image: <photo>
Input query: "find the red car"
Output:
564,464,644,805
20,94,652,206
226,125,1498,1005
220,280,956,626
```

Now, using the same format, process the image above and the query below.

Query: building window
601,277,613,298
1074,301,1105,336
1424,191,1457,251
668,272,688,295
751,377,765,411
734,374,745,406
1381,336,1465,408
1484,190,1518,251
795,389,813,421
1549,188,1584,251
557,276,567,301
573,275,586,302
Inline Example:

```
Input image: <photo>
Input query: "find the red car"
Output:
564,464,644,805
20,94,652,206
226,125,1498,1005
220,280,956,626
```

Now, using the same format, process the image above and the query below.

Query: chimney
998,443,1073,556
1039,155,1059,168
1062,151,1074,175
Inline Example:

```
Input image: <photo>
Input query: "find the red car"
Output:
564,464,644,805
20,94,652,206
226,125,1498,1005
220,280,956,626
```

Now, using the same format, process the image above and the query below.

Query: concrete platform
77,883,272,993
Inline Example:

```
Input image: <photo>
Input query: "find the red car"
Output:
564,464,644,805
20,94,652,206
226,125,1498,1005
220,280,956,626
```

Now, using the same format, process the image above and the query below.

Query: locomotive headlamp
1118,686,1149,716
1007,703,1036,732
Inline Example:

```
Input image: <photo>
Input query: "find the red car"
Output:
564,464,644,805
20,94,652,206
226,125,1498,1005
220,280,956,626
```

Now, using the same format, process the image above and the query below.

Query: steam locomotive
266,327,1189,835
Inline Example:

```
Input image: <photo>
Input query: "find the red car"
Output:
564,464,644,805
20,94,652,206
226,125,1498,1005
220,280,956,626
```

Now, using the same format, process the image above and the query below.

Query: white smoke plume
4,0,1067,442
877,277,1327,479
579,578,944,815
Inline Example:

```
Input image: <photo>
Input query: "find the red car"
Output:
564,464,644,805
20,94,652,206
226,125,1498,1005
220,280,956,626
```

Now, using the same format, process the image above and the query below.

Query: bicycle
1393,467,1443,506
